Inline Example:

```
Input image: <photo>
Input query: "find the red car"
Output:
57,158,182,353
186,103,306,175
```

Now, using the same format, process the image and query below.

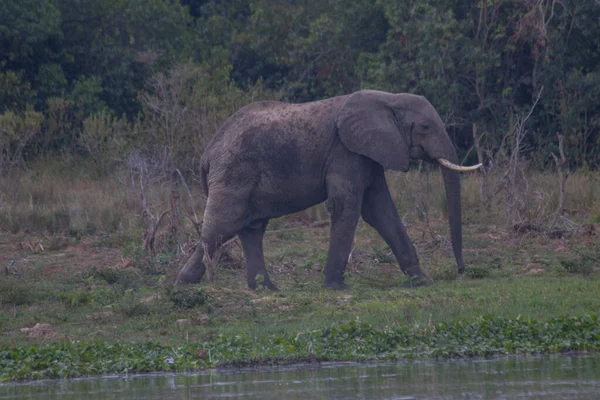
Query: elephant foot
176,245,206,285
403,274,433,288
175,267,204,285
262,280,279,291
248,279,279,291
248,271,279,291
323,281,350,290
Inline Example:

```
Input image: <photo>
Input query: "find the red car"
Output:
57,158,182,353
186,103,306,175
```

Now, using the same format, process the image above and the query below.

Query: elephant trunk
441,164,464,274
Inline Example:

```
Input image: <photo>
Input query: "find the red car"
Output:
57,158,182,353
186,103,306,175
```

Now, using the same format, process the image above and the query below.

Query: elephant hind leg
176,243,206,284
176,191,250,285
176,227,237,285
238,219,278,291
361,174,432,286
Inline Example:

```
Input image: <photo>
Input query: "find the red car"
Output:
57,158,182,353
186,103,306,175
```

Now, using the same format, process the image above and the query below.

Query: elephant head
337,90,481,273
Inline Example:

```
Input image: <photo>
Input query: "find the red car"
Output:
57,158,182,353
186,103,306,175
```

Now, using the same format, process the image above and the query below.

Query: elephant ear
336,90,410,171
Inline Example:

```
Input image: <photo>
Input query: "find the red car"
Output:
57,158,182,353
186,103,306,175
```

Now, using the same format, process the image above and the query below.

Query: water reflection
1,354,599,399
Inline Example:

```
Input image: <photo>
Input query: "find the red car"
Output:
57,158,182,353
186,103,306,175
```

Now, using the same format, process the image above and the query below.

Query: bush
561,259,594,275
123,247,173,276
57,290,91,307
464,264,493,279
90,267,138,289
117,294,150,317
166,286,206,309
0,277,34,306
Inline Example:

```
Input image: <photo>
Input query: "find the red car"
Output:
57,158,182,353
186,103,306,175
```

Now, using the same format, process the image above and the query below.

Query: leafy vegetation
166,286,207,309
1,0,600,383
1,0,600,172
1,205,599,381
1,315,599,381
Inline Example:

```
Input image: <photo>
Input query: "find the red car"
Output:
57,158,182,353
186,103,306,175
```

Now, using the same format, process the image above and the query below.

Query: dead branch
504,86,543,225
184,214,203,237
472,122,492,206
566,238,600,264
118,152,172,253
143,207,172,254
551,133,568,216
170,170,181,238
175,168,203,235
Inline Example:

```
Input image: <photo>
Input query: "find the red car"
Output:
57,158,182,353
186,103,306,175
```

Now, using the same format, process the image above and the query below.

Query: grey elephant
176,90,480,290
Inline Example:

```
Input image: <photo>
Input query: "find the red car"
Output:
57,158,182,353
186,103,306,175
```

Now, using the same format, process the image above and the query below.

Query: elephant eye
421,124,430,131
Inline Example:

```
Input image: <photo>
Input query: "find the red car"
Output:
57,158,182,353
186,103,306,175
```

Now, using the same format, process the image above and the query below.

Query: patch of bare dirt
524,268,545,275
251,295,291,311
86,311,115,321
0,233,122,278
140,293,161,304
20,323,65,339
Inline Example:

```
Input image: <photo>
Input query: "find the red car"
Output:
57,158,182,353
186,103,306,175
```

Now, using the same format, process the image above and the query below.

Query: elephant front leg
238,219,278,291
175,244,206,284
322,195,362,290
361,174,432,287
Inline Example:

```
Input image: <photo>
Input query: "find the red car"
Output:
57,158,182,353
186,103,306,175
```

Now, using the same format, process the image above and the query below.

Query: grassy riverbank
1,168,600,381
1,236,599,381
2,313,599,381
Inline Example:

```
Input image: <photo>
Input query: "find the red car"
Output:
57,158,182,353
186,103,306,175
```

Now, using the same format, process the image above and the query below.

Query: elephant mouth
409,146,427,159
437,158,482,172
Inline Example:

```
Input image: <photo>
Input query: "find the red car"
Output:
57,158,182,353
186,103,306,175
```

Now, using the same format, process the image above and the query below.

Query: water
1,354,599,399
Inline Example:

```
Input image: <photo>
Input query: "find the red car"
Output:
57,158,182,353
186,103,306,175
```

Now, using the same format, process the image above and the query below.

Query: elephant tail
200,158,209,198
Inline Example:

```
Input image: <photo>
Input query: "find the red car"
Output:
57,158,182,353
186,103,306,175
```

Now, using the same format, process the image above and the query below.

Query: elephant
176,90,481,290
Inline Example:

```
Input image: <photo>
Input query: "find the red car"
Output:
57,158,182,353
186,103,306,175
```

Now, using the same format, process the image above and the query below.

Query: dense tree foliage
1,0,599,172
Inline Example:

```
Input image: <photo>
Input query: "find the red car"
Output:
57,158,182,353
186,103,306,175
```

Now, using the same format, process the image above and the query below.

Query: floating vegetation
1,314,598,382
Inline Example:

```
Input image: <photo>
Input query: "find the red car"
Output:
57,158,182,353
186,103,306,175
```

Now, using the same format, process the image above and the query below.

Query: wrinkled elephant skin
176,90,480,290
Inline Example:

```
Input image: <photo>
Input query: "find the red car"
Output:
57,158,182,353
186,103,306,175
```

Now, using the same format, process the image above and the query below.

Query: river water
1,354,599,399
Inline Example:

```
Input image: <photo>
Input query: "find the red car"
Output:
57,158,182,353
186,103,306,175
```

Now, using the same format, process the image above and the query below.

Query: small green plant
302,256,314,270
560,258,594,275
90,267,138,289
116,290,150,317
57,290,91,307
166,286,206,309
372,246,395,264
45,236,69,251
464,264,492,279
88,286,124,306
91,267,121,284
427,261,458,281
123,247,173,276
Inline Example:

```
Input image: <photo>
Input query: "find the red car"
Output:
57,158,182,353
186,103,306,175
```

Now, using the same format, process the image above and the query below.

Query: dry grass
386,168,600,228
1,163,599,351
0,162,598,242
0,161,204,238
0,168,136,235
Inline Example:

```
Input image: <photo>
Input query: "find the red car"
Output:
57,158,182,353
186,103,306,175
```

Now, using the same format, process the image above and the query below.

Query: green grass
1,167,600,381
1,314,599,381
1,239,599,382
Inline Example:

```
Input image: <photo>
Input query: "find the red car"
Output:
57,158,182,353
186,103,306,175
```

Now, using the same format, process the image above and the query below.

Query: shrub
166,286,206,309
57,290,91,307
90,267,138,288
561,259,594,275
0,277,34,306
427,261,458,281
464,264,493,279
117,296,150,317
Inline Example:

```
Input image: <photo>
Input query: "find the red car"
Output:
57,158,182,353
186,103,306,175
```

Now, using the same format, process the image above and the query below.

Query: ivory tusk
437,158,482,172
